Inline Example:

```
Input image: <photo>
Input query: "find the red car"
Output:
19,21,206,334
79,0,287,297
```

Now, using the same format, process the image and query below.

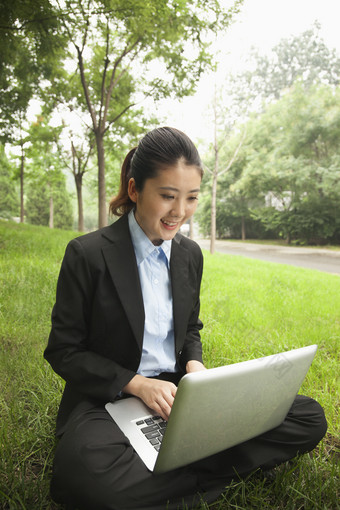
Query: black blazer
44,214,204,435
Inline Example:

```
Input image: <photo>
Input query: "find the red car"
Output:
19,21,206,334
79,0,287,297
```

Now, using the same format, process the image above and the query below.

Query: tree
56,126,95,232
25,178,73,229
235,83,340,244
198,81,340,245
10,118,31,223
201,85,245,252
52,0,243,227
0,145,19,219
198,127,265,242
27,115,71,229
198,25,340,245
229,22,340,115
0,1,67,222
70,138,93,232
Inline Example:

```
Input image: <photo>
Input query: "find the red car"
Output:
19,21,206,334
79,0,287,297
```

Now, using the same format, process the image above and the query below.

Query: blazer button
178,350,182,357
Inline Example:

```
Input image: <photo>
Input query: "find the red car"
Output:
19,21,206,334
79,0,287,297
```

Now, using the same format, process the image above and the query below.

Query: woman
45,127,327,510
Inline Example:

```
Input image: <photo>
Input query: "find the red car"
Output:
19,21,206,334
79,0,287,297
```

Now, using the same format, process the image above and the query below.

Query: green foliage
199,82,340,244
53,188,74,230
25,179,73,229
0,0,66,140
243,83,340,243
0,221,338,509
54,0,243,128
198,191,270,240
0,145,19,218
52,0,244,227
200,22,340,246
22,116,74,229
25,183,50,226
1,0,244,229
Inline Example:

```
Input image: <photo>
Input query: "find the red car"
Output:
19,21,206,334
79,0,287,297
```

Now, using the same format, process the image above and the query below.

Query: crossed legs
50,395,327,510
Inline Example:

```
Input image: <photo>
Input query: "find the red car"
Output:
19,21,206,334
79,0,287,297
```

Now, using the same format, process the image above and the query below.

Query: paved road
196,239,340,275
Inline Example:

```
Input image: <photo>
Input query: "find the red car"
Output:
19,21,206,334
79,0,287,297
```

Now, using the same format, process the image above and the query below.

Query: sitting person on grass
44,126,327,510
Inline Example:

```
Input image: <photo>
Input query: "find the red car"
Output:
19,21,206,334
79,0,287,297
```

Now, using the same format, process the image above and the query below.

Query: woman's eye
188,196,199,201
161,194,174,200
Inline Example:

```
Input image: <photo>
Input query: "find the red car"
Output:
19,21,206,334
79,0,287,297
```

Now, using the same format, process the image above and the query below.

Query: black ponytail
109,147,137,216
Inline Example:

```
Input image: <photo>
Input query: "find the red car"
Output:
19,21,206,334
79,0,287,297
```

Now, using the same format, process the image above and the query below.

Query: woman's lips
161,219,179,230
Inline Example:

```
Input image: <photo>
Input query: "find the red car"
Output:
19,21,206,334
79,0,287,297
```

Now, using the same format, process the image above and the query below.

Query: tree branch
71,140,77,177
76,45,97,130
103,103,136,135
102,37,141,129
71,137,94,176
99,18,110,124
79,0,91,54
56,0,74,42
82,139,95,173
203,163,213,175
219,128,247,177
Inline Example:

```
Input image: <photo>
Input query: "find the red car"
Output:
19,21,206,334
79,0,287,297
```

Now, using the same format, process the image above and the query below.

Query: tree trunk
210,170,218,254
75,173,84,231
49,192,54,229
241,216,246,240
210,87,219,255
20,146,24,223
96,131,107,228
189,217,194,239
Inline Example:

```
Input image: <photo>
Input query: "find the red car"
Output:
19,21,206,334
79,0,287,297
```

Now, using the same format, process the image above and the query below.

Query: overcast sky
151,0,340,145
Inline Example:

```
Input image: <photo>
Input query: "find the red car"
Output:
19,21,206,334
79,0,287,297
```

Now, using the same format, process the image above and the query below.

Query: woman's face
128,161,201,245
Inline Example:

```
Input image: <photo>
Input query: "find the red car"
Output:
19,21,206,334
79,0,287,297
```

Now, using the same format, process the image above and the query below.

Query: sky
149,0,340,145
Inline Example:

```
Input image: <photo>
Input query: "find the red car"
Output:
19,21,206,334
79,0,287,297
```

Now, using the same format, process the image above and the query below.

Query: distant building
265,191,292,211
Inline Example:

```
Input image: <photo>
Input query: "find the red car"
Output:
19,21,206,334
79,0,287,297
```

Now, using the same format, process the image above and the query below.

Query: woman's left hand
186,360,207,373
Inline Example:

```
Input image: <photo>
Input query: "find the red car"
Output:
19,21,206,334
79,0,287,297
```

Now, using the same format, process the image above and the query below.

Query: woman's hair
109,126,203,217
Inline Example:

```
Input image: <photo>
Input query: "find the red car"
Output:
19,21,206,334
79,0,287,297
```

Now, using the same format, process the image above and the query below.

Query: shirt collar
128,209,172,267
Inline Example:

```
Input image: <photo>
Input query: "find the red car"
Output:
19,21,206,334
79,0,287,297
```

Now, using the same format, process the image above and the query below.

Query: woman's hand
122,375,177,421
122,362,206,420
186,360,206,373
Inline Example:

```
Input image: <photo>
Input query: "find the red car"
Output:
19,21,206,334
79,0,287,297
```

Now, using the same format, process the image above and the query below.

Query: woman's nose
171,199,185,218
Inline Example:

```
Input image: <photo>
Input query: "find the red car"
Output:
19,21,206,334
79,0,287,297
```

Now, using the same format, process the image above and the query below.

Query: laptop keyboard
135,416,167,451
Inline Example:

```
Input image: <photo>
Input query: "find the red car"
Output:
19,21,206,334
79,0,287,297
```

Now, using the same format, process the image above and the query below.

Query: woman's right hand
122,375,177,421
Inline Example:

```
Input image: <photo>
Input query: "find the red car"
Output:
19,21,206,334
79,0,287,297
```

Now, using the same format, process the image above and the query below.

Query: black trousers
50,395,327,510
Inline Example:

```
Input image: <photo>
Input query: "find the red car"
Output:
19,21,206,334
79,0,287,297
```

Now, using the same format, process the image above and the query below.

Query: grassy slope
0,221,339,509
0,221,77,509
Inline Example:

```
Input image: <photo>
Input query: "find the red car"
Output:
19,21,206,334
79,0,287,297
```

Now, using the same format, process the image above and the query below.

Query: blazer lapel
101,216,145,352
101,217,194,356
170,236,191,350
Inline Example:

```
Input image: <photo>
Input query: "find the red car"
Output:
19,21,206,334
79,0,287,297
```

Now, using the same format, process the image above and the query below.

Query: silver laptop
105,344,317,473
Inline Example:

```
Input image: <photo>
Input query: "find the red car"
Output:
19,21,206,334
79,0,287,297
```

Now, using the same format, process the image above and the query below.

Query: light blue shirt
128,210,178,377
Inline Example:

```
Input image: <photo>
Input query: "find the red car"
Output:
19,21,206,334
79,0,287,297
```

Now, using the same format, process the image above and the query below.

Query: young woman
45,127,327,510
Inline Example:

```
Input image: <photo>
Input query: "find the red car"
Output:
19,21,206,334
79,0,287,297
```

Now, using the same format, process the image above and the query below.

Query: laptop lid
105,344,317,473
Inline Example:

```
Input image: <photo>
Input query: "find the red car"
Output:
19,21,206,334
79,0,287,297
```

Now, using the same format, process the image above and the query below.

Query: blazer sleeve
44,238,136,403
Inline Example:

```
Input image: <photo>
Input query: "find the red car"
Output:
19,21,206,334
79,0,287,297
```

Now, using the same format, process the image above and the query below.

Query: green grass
0,220,339,510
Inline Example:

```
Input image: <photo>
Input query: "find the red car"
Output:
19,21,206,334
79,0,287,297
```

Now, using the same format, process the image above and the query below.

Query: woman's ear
127,178,138,203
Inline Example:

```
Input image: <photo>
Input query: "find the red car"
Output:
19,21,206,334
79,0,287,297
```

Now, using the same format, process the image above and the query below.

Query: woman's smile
161,219,179,229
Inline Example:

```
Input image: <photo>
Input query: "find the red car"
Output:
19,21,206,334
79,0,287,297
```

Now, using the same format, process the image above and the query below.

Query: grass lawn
0,220,339,509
